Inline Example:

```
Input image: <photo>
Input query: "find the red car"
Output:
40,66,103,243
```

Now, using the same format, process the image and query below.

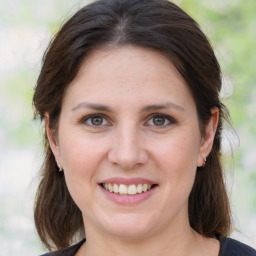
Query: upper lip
99,177,157,185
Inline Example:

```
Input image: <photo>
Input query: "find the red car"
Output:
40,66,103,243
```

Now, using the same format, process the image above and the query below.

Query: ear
197,107,219,167
44,113,61,163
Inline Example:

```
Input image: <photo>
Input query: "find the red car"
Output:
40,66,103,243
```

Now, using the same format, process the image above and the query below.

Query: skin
46,46,220,256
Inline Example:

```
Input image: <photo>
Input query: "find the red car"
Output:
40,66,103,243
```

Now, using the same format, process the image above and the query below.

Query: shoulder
39,239,85,256
219,237,256,256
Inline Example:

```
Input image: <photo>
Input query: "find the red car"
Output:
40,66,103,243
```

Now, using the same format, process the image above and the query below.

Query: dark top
218,237,256,256
40,237,256,256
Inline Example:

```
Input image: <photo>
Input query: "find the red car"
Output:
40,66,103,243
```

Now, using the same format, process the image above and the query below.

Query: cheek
154,135,200,192
59,132,106,175
58,135,106,207
156,135,199,169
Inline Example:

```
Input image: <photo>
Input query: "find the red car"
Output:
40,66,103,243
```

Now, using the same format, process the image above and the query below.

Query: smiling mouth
100,183,157,195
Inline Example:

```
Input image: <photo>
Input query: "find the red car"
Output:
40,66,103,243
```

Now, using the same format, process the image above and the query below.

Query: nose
108,128,149,170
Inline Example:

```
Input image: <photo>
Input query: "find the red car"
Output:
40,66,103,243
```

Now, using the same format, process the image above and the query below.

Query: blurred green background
0,0,255,255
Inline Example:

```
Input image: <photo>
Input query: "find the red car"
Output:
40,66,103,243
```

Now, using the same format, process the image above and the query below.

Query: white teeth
142,184,148,192
137,184,143,193
113,184,119,193
102,183,153,195
128,184,137,195
119,184,128,194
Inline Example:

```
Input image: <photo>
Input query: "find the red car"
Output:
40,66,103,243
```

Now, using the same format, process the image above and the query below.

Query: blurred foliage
181,0,256,128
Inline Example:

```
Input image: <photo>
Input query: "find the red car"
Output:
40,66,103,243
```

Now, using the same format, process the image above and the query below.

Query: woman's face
47,46,217,239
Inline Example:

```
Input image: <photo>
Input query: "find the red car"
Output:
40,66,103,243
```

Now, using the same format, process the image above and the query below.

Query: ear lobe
44,113,60,160
198,107,219,166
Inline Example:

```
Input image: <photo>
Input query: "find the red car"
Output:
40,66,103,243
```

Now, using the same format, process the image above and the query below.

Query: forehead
74,46,183,86
62,46,195,111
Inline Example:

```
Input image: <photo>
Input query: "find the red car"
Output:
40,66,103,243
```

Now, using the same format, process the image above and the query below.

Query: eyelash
80,114,110,128
146,113,175,127
80,113,175,128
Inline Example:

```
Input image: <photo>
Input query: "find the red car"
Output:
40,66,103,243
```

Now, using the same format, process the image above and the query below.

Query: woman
33,0,256,255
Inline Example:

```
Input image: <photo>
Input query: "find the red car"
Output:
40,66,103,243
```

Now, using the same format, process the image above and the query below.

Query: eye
82,114,109,127
146,114,175,127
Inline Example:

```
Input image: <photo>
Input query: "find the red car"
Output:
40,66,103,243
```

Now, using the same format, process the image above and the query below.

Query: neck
77,217,215,256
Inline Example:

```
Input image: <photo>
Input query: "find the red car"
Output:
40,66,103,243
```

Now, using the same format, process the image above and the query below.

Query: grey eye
152,116,166,126
90,116,104,126
146,114,175,127
82,114,110,128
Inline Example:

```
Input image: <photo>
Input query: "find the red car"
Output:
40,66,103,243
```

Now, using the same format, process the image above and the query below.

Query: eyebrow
141,103,184,112
72,102,113,112
72,101,184,112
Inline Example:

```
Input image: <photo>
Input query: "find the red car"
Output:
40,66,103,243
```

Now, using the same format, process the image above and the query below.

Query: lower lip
100,185,158,205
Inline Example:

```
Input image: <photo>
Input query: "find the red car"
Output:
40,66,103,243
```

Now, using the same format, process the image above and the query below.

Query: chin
99,212,157,239
107,226,153,240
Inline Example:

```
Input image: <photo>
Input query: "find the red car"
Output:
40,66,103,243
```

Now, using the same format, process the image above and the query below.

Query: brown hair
33,0,232,250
